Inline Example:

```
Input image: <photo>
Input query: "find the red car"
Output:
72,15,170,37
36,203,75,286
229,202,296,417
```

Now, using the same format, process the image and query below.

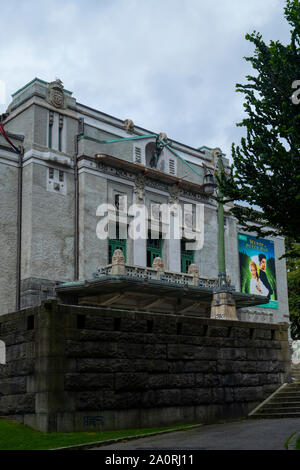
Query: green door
108,239,127,264
181,240,194,273
147,238,162,267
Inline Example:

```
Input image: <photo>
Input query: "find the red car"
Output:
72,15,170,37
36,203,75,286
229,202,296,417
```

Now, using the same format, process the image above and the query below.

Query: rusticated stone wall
0,300,290,432
0,308,36,417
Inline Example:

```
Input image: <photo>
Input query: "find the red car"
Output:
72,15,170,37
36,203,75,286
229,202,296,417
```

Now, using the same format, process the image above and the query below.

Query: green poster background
238,233,278,309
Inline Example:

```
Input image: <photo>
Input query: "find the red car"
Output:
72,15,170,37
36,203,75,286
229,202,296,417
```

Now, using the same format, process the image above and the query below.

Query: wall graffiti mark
0,340,6,364
83,416,105,428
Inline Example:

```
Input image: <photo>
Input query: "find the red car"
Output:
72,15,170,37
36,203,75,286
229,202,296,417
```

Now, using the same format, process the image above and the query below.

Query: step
268,400,300,406
259,407,300,413
277,386,299,390
265,401,300,408
250,412,300,419
281,384,300,388
275,394,300,399
271,393,300,399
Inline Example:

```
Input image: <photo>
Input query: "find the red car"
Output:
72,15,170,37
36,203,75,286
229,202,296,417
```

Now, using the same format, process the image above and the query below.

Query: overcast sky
0,0,291,159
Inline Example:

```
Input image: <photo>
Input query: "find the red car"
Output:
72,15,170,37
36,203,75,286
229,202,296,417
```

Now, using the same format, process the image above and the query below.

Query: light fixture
203,171,217,195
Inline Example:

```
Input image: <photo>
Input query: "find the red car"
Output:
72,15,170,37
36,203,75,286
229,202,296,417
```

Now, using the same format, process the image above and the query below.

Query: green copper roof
11,77,73,97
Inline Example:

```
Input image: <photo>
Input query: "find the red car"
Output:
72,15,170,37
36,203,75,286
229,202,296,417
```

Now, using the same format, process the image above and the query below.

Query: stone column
210,291,238,321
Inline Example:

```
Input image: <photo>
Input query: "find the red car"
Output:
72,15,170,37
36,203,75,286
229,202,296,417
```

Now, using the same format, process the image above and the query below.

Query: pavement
92,418,300,450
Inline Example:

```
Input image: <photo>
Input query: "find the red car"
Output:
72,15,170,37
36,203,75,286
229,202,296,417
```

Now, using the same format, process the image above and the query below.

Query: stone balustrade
93,249,219,289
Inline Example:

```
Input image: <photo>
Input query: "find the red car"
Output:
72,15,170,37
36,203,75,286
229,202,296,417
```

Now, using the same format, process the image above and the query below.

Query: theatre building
0,78,291,432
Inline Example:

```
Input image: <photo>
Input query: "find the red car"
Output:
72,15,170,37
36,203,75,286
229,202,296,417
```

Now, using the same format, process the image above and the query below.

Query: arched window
145,142,157,168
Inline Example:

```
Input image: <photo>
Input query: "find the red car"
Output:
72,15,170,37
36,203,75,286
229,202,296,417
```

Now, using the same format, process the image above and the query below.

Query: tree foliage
218,0,300,244
286,239,300,339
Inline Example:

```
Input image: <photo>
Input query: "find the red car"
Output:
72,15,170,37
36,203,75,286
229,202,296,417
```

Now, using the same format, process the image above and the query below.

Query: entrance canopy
56,275,268,317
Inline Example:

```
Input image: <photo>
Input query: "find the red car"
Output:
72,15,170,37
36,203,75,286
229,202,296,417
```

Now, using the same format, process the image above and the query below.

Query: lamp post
203,148,237,320
216,150,227,288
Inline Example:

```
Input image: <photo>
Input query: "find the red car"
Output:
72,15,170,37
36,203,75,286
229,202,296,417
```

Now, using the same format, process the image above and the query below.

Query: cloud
0,0,291,160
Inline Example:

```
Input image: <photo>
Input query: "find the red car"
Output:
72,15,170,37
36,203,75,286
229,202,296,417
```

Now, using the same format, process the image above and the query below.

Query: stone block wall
0,309,37,418
0,300,290,432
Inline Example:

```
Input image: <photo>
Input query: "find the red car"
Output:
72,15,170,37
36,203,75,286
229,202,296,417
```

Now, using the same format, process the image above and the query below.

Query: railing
93,250,219,289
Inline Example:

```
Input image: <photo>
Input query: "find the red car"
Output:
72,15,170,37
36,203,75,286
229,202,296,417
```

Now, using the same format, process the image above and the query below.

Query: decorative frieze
180,188,209,203
134,173,145,204
96,162,136,182
144,177,169,192
95,161,210,203
168,184,180,204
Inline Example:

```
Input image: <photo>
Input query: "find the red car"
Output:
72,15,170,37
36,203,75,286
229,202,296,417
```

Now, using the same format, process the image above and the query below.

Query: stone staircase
249,366,300,419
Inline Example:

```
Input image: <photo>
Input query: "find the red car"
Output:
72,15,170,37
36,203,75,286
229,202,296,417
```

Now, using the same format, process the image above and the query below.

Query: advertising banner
238,233,278,309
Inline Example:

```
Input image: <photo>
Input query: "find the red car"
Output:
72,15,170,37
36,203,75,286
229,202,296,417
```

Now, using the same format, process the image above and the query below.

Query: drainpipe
217,151,226,286
74,134,79,281
16,145,24,310
74,118,84,280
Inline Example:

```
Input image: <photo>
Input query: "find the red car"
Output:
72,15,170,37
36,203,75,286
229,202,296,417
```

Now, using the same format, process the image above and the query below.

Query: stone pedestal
111,249,126,275
210,290,238,321
188,264,200,286
152,257,165,280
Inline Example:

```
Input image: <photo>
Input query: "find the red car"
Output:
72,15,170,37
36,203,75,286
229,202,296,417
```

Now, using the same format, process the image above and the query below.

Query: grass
284,431,300,450
0,418,194,450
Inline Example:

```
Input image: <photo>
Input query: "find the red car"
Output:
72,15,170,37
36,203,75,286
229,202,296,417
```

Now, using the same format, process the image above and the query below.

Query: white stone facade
0,78,289,324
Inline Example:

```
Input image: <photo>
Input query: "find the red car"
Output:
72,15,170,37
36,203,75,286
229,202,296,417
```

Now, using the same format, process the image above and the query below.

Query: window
181,239,194,273
147,234,163,267
48,112,54,148
108,222,127,263
47,167,66,195
108,239,127,264
134,146,142,164
145,142,156,167
58,115,64,152
169,158,175,175
114,193,126,212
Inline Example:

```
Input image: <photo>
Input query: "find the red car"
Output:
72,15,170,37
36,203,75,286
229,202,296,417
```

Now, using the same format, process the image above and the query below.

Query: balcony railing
93,249,219,289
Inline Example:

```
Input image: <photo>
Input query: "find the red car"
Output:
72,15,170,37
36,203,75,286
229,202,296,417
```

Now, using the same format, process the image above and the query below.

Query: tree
218,0,300,245
286,239,300,339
